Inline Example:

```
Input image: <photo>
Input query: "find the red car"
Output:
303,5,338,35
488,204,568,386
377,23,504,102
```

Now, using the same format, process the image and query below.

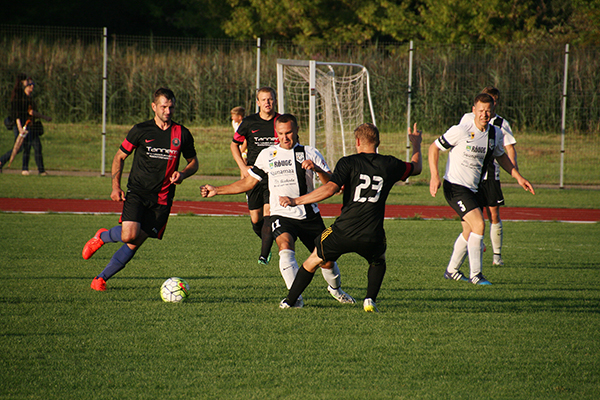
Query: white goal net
276,59,376,168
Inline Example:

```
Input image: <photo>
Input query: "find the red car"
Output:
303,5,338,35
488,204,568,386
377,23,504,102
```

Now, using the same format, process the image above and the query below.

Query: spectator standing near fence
459,86,517,266
0,73,51,175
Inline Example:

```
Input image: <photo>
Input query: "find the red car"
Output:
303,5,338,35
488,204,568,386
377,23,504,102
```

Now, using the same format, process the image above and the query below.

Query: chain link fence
1,24,598,185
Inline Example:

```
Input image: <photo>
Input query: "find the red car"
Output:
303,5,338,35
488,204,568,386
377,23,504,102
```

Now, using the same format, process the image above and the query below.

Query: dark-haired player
203,114,354,307
278,122,423,312
82,87,198,291
459,86,517,266
429,93,534,286
230,87,280,265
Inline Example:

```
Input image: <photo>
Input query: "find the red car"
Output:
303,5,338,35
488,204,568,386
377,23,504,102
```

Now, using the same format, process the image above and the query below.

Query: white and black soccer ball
160,277,190,303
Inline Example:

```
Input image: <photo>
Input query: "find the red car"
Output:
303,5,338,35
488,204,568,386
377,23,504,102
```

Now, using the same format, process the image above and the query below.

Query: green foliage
1,214,599,398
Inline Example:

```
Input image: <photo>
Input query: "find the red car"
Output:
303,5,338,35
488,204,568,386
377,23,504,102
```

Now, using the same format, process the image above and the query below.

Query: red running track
1,198,599,222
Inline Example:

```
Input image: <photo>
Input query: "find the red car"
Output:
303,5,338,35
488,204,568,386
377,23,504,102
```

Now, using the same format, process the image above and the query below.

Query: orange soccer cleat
90,276,107,291
82,228,108,260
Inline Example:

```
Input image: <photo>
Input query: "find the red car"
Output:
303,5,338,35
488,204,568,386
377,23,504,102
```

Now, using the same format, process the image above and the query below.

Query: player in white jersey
429,93,535,285
459,87,517,266
201,114,355,307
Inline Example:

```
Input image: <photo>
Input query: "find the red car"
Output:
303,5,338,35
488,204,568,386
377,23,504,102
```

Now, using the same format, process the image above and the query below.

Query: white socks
321,262,341,290
490,222,503,256
447,233,468,273
279,249,299,289
467,233,484,278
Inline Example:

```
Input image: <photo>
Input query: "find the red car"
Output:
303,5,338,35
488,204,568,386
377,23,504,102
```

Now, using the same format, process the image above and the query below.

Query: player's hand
409,122,423,146
279,196,296,207
170,171,183,185
111,187,126,202
518,177,536,195
239,166,252,179
200,185,217,198
301,159,318,171
429,176,441,197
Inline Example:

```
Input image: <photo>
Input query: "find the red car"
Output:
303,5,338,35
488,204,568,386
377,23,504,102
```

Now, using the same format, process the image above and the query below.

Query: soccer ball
160,277,190,303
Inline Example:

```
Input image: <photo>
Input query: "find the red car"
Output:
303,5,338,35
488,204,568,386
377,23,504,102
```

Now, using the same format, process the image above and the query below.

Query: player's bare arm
496,153,535,194
201,175,259,198
409,123,423,175
111,149,128,201
230,141,251,178
428,143,441,197
280,180,340,207
170,156,199,185
504,143,518,171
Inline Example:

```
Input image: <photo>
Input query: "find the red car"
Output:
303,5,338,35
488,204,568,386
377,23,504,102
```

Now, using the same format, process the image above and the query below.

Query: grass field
1,214,599,399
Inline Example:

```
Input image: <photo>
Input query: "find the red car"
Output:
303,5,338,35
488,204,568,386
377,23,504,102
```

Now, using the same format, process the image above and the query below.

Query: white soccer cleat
363,298,379,313
492,255,504,266
279,296,304,309
328,286,356,304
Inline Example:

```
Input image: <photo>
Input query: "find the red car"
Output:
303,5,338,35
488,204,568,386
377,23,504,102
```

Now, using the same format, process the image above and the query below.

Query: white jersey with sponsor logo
249,143,330,220
460,112,515,180
434,122,504,192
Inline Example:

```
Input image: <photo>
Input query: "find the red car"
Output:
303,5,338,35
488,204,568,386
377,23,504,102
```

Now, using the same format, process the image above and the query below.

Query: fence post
406,40,414,164
560,43,569,188
255,38,261,113
101,27,108,176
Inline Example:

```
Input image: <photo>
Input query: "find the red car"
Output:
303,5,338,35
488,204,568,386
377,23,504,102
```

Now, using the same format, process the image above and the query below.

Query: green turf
1,173,599,209
0,214,598,399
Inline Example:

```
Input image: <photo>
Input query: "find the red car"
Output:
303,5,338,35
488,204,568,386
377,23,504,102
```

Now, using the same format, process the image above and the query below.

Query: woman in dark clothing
0,73,52,174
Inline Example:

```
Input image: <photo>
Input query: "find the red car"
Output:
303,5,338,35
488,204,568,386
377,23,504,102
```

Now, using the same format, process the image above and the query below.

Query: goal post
276,59,376,167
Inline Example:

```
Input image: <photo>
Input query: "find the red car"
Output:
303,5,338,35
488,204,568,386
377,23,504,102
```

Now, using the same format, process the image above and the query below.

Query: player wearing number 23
278,122,423,312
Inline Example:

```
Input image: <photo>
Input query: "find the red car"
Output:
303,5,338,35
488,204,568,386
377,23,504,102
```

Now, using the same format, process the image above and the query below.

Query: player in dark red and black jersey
82,87,198,291
230,86,280,265
279,123,423,312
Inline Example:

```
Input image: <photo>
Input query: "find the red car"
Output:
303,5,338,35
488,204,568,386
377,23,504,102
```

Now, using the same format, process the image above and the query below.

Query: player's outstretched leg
322,262,356,304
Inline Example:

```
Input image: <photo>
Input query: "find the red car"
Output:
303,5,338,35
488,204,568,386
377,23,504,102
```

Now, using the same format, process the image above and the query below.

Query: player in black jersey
279,123,423,312
82,88,198,291
230,87,280,265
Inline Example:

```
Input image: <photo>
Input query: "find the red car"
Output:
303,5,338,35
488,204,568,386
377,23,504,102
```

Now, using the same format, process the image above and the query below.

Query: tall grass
1,25,599,134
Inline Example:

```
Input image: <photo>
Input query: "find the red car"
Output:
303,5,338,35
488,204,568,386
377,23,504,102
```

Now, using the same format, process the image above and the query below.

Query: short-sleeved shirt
249,143,330,220
120,120,196,205
434,123,504,192
11,94,34,127
232,113,280,165
328,153,413,242
460,112,515,180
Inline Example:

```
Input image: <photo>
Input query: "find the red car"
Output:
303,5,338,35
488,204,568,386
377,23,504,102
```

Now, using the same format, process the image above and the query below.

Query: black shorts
121,192,171,239
271,214,326,252
443,180,484,220
315,226,387,264
246,177,269,211
479,177,505,207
